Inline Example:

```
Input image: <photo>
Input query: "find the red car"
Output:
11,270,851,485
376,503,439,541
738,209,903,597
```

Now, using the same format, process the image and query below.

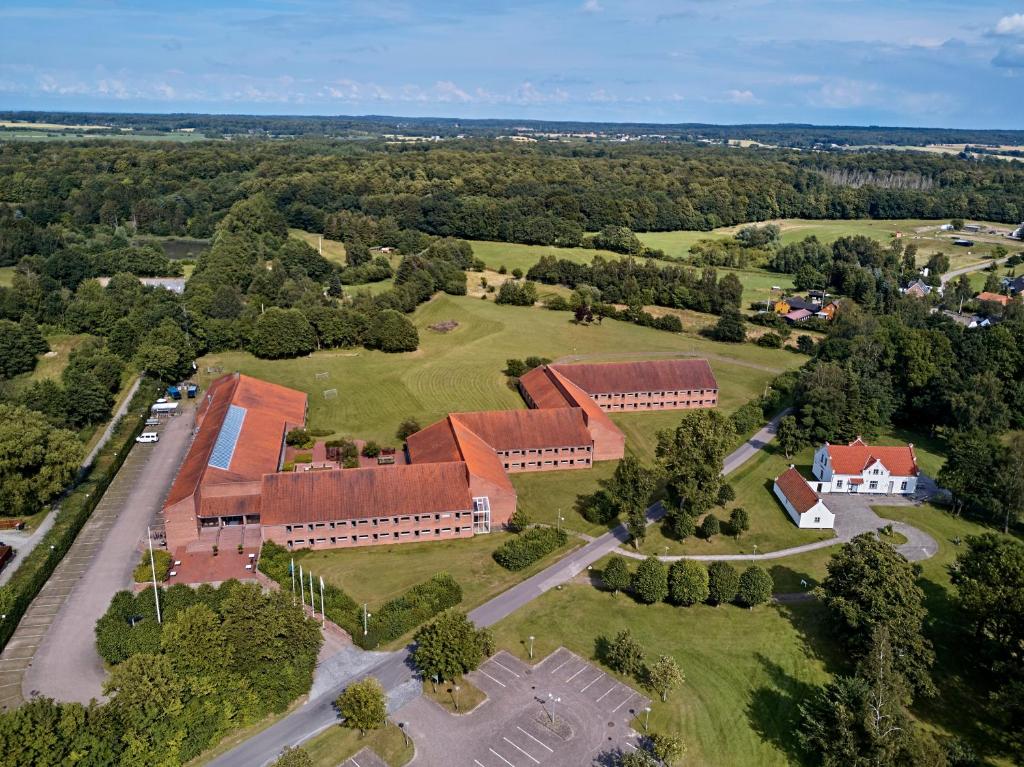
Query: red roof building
811,437,920,495
773,467,834,529
976,291,1012,307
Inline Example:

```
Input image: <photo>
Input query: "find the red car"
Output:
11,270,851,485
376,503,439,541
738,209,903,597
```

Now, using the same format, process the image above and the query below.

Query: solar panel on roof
208,405,246,470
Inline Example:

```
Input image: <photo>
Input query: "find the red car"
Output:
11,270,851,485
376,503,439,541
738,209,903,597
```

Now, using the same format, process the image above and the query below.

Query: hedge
493,527,568,571
0,382,154,653
258,542,462,649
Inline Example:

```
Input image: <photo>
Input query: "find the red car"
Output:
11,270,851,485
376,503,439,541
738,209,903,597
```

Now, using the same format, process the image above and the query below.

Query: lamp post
528,635,535,660
147,526,162,624
453,685,461,712
753,544,758,556
547,693,561,723
363,603,371,636
644,706,651,732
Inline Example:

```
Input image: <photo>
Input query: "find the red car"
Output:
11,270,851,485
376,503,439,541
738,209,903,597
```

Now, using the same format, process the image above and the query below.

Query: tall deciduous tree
336,677,387,736
668,560,709,606
0,405,83,517
606,629,645,678
707,562,739,606
657,410,735,517
647,655,684,702
413,611,492,683
631,556,668,604
602,556,631,595
737,566,773,608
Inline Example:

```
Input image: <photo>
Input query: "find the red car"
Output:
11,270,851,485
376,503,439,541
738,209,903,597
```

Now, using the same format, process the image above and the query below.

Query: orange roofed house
811,437,919,495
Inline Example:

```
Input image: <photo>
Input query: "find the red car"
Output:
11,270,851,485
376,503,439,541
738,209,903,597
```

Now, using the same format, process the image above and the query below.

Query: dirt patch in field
428,320,459,333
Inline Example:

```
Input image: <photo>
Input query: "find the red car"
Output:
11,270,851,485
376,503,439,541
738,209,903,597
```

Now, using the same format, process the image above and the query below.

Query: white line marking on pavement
350,759,361,767
475,760,487,767
550,658,572,674
504,737,539,764
580,675,602,692
490,659,520,677
566,666,587,682
489,748,515,767
479,669,507,687
516,727,554,753
612,693,635,713
625,742,637,750
595,686,617,702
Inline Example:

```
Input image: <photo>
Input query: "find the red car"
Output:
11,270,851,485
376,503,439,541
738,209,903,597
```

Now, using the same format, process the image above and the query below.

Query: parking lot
397,648,648,767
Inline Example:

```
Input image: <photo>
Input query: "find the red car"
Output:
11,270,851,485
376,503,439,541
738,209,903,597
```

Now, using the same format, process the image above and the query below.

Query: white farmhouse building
812,438,919,495
773,466,834,529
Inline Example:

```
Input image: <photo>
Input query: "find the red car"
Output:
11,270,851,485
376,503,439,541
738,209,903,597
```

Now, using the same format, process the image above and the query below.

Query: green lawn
469,240,638,273
302,721,414,767
197,294,802,447
0,266,13,287
289,228,348,265
511,462,617,536
491,571,836,767
293,531,579,620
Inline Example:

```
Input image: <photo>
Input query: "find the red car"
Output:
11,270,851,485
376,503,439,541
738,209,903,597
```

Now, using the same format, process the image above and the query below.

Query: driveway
14,406,195,705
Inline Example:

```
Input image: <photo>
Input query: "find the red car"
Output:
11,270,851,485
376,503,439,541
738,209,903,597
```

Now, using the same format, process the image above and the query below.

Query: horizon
1,1,1023,129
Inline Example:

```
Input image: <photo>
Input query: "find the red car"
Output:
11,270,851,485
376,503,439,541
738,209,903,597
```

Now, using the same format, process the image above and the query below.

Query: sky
1,1,1023,128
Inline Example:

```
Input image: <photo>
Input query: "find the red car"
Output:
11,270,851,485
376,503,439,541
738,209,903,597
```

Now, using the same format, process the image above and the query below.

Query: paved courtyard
397,648,649,767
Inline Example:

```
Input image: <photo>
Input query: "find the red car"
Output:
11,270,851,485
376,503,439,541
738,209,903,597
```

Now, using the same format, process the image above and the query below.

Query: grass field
289,228,348,265
469,240,635,272
302,721,414,767
0,266,13,287
293,531,578,614
0,129,208,143
491,570,836,767
197,294,802,448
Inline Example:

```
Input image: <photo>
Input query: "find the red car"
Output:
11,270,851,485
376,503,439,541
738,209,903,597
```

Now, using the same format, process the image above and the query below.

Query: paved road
9,407,194,706
208,410,789,767
940,255,1011,285
0,377,142,589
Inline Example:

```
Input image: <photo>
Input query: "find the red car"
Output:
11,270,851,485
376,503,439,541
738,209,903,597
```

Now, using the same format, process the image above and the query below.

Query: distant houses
773,467,834,529
903,279,933,299
976,291,1012,307
771,295,838,324
811,438,919,495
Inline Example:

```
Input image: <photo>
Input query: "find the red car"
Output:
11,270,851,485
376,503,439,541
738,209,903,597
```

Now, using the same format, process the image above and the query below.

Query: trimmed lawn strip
302,721,414,767
422,677,486,715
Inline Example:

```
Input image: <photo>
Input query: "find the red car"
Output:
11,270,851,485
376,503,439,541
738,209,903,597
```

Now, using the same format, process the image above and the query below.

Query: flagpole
299,564,305,608
147,526,161,624
309,571,314,617
320,576,326,627
290,558,296,606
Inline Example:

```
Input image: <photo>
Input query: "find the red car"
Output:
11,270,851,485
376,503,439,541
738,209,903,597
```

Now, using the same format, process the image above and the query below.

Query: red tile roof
549,359,718,395
826,439,919,477
260,464,472,524
405,415,515,493
976,291,1011,306
775,467,820,514
452,409,592,450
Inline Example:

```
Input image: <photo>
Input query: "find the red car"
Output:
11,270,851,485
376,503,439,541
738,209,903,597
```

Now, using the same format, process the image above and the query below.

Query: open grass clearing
302,720,414,767
491,570,836,767
422,677,486,715
293,531,580,622
289,228,348,265
469,239,647,273
0,266,13,287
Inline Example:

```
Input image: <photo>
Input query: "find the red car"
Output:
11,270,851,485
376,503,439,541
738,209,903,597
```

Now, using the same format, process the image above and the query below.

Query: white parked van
136,432,159,444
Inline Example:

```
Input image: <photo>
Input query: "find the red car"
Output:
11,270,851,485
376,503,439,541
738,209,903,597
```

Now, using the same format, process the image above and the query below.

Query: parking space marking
595,685,617,702
516,727,554,753
503,737,539,764
549,658,572,674
490,659,520,677
474,760,487,767
489,748,515,767
579,675,602,693
611,692,635,713
565,666,587,683
478,669,507,688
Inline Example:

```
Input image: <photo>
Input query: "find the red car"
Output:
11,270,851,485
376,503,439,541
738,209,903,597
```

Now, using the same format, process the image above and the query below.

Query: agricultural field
469,239,631,272
0,128,208,142
197,293,803,448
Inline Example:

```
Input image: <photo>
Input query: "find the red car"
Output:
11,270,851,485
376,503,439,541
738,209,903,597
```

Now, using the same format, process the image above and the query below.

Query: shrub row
258,542,462,649
493,527,568,571
0,382,152,653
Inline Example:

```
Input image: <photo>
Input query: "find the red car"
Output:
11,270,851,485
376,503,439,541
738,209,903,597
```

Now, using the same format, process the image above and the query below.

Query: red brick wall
263,507,477,550
590,389,718,411
497,444,593,473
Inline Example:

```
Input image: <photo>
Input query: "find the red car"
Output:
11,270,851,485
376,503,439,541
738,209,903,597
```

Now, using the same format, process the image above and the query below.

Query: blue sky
1,1,1023,127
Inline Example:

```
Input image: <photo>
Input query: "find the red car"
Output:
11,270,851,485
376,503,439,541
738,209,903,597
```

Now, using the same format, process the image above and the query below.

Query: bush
606,628,645,677
631,556,668,604
730,401,763,437
496,280,538,306
602,556,631,594
796,334,816,355
524,356,551,369
665,509,696,540
700,514,720,540
249,307,316,359
578,489,618,524
493,527,567,571
132,549,172,583
506,509,530,533
361,440,381,458
543,295,570,311
711,308,746,342
286,427,312,447
756,332,783,348
368,309,419,353
396,418,421,442
505,358,528,377
512,268,524,279
498,265,507,274
668,560,709,606
737,566,773,608
707,562,739,605
729,508,750,537
717,483,736,506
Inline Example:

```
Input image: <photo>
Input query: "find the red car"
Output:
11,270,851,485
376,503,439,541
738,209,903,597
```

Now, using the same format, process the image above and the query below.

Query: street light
547,693,561,723
753,544,758,556
644,706,651,731
363,603,372,636
453,685,461,712
528,635,535,660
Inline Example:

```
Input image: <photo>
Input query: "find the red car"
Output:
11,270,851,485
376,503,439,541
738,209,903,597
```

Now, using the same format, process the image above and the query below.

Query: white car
136,432,159,444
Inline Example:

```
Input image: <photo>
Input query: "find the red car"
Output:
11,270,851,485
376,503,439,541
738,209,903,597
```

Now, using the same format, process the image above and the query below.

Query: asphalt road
208,409,789,767
940,254,1011,284
20,407,195,704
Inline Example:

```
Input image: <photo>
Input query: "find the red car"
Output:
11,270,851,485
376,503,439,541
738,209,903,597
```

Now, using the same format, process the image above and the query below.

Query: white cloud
809,79,879,109
433,80,471,102
994,13,1024,36
581,0,602,13
723,89,759,104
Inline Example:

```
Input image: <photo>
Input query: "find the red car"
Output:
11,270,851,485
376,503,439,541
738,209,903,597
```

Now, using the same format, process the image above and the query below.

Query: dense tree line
0,580,321,767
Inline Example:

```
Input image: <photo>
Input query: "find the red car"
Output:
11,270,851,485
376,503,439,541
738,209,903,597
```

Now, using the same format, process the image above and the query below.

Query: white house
812,438,919,495
773,467,834,529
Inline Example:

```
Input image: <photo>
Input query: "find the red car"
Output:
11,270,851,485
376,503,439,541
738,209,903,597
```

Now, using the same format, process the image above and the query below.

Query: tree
649,732,686,765
606,629,645,677
271,747,313,767
707,562,739,605
729,508,750,538
618,750,658,767
711,307,746,342
504,358,528,377
668,560,709,606
631,556,668,604
665,509,696,540
160,604,231,678
951,534,1024,659
361,440,381,458
657,409,735,516
18,314,48,355
647,655,684,702
796,334,815,355
368,310,419,353
606,456,657,547
336,677,386,736
776,417,802,464
737,566,773,608
395,418,421,442
700,514,720,540
505,508,530,533
820,533,935,695
717,483,736,506
413,611,491,683
249,307,316,359
0,405,83,516
0,320,37,379
602,556,631,595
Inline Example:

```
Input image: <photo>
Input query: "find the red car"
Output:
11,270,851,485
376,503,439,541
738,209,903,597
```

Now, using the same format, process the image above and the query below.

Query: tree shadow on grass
773,601,847,676
767,564,818,594
745,653,817,767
